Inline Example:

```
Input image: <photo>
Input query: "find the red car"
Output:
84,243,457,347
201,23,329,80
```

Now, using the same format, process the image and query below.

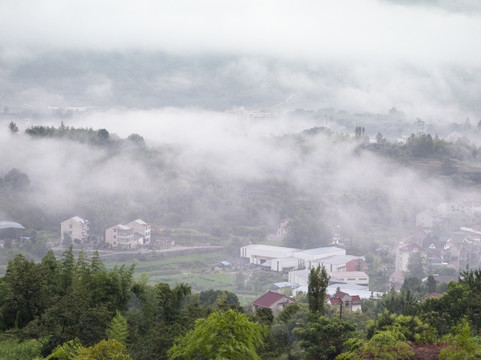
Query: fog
0,107,459,245
0,0,479,248
1,0,481,119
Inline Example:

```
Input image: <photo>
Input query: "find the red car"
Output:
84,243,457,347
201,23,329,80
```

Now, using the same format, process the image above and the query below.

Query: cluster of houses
251,289,363,315
242,244,378,312
389,201,481,288
60,216,154,249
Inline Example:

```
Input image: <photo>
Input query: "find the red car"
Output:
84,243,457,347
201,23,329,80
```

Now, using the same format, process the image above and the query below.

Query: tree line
2,253,481,359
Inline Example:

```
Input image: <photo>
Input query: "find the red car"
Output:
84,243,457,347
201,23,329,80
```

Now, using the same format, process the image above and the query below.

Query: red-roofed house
252,291,295,314
326,291,362,312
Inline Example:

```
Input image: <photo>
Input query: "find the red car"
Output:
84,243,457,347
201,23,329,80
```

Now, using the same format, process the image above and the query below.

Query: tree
235,272,245,290
0,337,42,359
74,339,131,360
338,328,413,360
97,129,110,141
401,276,426,297
106,311,129,346
9,121,18,133
293,315,354,360
379,288,419,316
199,289,239,309
44,339,82,360
406,251,426,279
285,216,331,249
440,318,481,359
127,133,145,147
308,265,330,315
427,275,436,293
376,132,386,144
254,307,274,326
2,168,30,191
0,254,49,329
168,310,264,360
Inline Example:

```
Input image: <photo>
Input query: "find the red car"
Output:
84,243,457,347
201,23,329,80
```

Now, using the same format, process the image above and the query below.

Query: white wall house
395,242,426,272
105,224,135,248
127,219,151,245
60,216,89,243
106,219,152,249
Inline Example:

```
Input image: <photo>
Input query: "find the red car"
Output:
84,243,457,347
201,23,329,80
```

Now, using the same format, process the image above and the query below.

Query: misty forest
2,0,481,359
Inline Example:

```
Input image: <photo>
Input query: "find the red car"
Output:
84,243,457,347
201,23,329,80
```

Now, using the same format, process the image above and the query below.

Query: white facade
316,255,362,272
60,216,89,243
127,219,151,245
106,224,136,248
288,269,310,287
293,247,346,269
288,269,369,287
271,257,303,272
241,245,347,272
395,242,427,272
240,244,298,265
329,271,369,286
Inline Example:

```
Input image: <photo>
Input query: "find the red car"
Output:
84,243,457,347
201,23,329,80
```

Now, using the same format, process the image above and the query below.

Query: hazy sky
0,0,480,121
1,0,478,237
1,0,480,64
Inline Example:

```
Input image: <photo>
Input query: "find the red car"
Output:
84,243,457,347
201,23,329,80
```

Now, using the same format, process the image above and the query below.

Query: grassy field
104,250,235,290
103,247,287,306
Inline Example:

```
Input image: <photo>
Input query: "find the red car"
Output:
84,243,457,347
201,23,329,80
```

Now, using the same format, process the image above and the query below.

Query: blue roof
0,221,25,230
220,261,231,266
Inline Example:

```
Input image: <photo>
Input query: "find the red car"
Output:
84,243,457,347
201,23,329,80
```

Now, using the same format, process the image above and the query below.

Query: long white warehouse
240,244,346,272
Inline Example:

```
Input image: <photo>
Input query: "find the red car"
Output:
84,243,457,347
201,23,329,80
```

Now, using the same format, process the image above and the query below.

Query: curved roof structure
0,221,25,230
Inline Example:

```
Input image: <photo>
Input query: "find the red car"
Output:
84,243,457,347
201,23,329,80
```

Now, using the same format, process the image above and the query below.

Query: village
1,198,481,315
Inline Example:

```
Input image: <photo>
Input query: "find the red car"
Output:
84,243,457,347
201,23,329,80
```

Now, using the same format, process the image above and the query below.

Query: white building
240,244,346,272
329,271,369,286
395,242,426,272
127,219,151,245
105,224,135,248
106,219,152,249
288,268,370,288
317,255,365,272
288,269,310,286
293,247,346,269
60,216,89,243
240,244,299,265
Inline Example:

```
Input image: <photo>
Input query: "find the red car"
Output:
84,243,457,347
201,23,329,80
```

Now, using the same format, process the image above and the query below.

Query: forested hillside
2,250,481,359
3,120,480,263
